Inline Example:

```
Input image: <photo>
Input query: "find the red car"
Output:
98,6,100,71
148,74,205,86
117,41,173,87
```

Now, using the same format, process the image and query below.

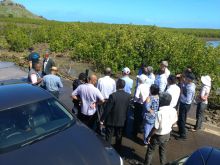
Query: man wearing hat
43,66,63,98
191,75,211,131
177,73,196,140
121,67,133,94
160,61,170,78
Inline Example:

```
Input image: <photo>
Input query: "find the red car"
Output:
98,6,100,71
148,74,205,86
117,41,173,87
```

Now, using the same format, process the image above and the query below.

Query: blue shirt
122,76,133,94
143,95,159,124
180,83,196,104
43,74,63,92
154,74,167,93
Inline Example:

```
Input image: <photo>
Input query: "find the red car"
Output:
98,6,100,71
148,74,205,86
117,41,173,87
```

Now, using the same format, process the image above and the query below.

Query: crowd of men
27,48,212,165
27,48,63,98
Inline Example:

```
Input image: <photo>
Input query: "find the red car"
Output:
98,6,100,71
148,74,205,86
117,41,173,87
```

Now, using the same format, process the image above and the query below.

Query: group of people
27,47,212,165
71,60,212,165
27,47,63,98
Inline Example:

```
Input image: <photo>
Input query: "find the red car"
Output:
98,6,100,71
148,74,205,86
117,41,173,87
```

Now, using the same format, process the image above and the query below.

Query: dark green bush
5,25,32,52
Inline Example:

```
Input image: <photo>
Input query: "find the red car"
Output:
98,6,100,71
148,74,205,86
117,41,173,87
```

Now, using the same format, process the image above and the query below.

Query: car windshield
0,98,74,153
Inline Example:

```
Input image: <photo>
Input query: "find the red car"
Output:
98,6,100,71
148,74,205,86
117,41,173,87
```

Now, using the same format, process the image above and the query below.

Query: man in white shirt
97,68,116,100
133,74,150,137
72,74,105,129
144,93,177,165
28,63,42,86
160,61,170,78
166,75,180,108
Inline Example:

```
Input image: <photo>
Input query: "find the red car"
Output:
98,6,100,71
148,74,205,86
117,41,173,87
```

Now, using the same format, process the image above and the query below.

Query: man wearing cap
177,73,196,140
28,47,40,70
121,67,133,95
42,50,55,76
43,67,63,98
191,75,211,131
133,74,150,138
160,61,170,78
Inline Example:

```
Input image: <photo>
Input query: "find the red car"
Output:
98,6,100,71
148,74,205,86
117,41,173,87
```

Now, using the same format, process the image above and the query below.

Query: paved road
1,61,220,165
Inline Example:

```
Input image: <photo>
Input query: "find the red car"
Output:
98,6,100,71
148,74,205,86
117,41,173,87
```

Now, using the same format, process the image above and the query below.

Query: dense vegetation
0,17,220,105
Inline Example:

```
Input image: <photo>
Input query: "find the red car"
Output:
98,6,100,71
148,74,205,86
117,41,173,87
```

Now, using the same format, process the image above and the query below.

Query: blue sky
14,0,220,28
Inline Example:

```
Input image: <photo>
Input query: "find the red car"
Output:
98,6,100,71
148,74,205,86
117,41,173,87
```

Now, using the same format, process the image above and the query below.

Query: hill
0,0,44,19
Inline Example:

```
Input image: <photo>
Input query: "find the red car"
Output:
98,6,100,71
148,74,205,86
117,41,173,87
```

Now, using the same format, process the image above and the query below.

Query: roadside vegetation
0,17,220,106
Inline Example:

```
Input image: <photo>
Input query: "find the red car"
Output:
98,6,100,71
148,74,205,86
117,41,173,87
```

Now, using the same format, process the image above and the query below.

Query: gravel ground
205,109,220,127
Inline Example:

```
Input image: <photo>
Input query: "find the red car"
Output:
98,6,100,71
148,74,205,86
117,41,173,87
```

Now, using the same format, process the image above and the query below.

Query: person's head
159,68,165,75
122,67,131,76
185,73,195,84
104,67,112,76
141,63,147,69
78,73,87,83
185,66,192,74
116,78,125,90
147,66,154,75
142,67,148,75
88,74,98,86
29,47,34,53
150,84,160,96
168,75,177,85
201,75,211,87
51,66,58,75
137,74,148,84
33,63,41,72
159,92,172,107
160,61,168,71
45,50,50,59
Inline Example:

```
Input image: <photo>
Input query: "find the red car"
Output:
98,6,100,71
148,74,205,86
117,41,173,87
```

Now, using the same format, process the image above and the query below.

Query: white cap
137,74,148,83
201,75,211,87
161,61,168,67
122,67,131,75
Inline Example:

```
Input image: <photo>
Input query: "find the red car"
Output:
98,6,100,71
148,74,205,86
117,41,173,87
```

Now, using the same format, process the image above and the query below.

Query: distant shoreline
202,38,220,41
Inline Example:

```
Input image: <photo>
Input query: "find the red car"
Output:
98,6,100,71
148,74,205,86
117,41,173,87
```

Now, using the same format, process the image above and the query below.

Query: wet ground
1,61,220,165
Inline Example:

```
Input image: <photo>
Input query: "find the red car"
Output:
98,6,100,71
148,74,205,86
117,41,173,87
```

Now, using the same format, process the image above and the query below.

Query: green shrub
0,36,9,49
5,25,32,52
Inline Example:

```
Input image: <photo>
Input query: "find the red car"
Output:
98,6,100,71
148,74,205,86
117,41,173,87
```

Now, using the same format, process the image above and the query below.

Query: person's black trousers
78,112,97,130
144,133,170,165
195,102,207,130
105,126,123,152
133,102,144,137
177,102,191,138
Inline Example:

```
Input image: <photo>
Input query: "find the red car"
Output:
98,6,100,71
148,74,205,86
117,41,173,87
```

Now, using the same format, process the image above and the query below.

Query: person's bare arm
71,95,78,100
147,127,157,144
35,78,42,85
29,61,32,69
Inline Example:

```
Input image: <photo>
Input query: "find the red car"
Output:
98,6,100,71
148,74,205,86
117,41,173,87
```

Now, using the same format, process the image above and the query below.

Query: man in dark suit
100,79,131,152
42,51,55,76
